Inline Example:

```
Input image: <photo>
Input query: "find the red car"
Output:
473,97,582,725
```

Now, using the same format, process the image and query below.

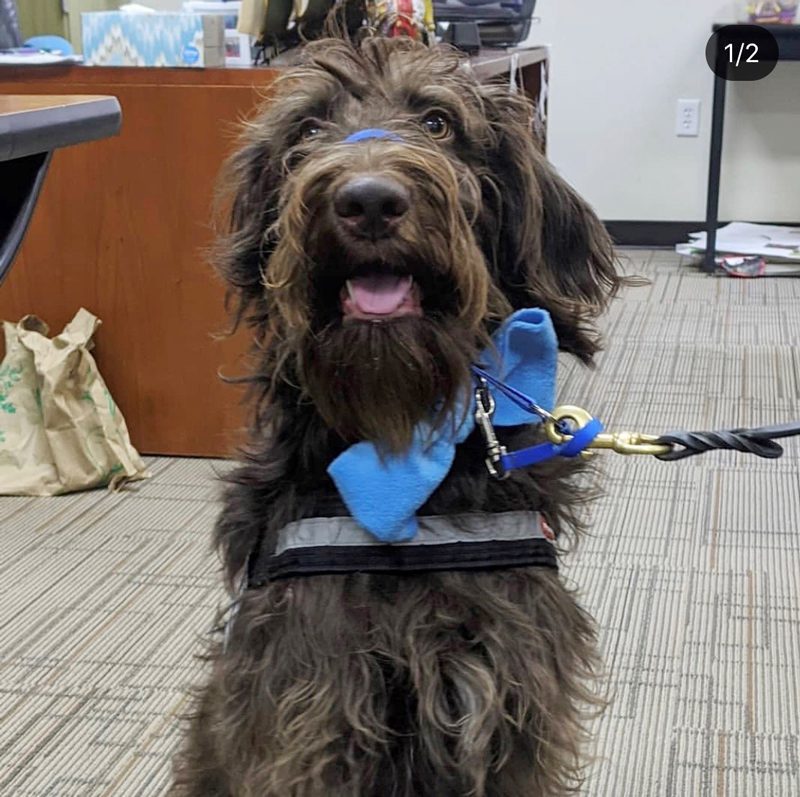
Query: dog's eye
422,113,450,140
299,120,323,141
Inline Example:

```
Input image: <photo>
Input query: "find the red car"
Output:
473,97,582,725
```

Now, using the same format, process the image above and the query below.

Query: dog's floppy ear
214,117,283,339
478,85,621,363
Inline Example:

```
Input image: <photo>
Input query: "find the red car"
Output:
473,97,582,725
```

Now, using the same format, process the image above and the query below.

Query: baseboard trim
604,220,800,247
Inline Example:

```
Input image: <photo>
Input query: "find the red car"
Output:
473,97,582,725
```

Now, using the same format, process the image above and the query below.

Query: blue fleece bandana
327,308,558,542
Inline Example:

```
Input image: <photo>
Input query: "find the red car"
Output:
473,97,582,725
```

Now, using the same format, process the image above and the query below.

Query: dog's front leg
170,675,232,797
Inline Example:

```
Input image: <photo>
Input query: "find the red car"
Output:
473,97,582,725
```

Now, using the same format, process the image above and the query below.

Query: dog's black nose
334,175,410,239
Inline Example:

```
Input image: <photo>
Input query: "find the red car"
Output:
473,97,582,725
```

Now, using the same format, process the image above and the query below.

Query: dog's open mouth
340,273,423,321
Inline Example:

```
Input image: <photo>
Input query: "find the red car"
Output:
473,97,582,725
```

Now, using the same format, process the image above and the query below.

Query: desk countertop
0,95,121,161
0,46,548,88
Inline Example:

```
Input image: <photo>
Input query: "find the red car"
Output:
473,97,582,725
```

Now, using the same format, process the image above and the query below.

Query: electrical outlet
676,99,701,137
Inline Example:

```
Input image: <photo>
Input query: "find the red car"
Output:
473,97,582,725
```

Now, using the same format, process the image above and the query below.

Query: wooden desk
0,53,546,457
0,67,278,457
0,94,120,282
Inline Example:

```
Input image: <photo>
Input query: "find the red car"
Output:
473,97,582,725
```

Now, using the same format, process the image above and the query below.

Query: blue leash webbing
500,418,605,470
470,366,604,472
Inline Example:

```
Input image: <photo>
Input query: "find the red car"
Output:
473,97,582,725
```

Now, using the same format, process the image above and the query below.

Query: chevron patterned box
81,12,225,67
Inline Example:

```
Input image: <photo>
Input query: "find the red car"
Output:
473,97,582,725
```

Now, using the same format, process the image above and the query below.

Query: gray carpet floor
1,250,799,795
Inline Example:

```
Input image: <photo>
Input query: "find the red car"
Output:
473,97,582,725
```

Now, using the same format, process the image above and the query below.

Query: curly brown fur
173,32,620,797
175,570,600,797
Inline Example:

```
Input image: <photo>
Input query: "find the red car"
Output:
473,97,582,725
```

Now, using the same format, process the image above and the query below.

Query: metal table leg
704,65,728,273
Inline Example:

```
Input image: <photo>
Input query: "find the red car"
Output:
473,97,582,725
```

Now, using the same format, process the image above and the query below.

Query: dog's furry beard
300,316,476,453
262,138,504,453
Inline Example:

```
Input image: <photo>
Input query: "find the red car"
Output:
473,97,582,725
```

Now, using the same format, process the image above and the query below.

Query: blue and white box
81,12,225,68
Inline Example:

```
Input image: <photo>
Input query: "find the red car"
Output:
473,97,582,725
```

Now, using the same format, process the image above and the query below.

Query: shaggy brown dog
172,33,622,797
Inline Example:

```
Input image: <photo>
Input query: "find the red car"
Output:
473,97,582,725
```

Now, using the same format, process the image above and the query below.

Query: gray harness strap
247,511,557,585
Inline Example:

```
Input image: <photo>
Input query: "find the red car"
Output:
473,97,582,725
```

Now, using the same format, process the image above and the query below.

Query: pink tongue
348,274,412,315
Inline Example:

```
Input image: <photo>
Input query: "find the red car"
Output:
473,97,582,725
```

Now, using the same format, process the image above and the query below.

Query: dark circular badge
706,25,779,81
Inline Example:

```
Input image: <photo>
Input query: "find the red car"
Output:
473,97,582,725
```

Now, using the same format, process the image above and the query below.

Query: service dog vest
247,511,556,585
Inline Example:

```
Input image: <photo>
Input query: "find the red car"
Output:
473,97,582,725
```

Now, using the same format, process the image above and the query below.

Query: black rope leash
542,406,800,462
468,374,800,472
654,422,800,461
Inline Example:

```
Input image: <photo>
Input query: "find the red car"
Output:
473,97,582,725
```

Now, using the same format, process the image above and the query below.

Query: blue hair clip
344,128,403,144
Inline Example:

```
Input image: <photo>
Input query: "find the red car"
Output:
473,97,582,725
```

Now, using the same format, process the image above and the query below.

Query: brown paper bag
0,309,149,496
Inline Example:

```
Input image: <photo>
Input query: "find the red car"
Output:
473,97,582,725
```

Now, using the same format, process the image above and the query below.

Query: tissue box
81,12,225,67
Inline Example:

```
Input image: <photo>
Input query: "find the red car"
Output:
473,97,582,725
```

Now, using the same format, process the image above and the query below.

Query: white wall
65,0,119,47
527,0,800,222
141,0,185,9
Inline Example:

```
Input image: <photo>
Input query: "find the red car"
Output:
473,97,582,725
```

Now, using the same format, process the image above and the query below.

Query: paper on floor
677,222,800,262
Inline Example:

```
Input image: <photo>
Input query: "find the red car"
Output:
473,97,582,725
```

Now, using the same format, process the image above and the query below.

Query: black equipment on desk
434,0,536,47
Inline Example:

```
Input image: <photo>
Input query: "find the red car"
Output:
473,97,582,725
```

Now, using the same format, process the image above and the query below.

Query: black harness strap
246,512,558,586
250,538,557,585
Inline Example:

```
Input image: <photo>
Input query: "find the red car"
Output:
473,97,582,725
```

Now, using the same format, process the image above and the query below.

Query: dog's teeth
346,280,356,301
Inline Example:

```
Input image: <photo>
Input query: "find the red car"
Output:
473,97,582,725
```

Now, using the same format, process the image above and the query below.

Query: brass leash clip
544,406,674,457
